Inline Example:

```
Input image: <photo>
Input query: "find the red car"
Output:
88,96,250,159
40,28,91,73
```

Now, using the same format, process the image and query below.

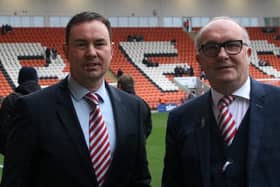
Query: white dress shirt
67,76,116,156
212,77,251,130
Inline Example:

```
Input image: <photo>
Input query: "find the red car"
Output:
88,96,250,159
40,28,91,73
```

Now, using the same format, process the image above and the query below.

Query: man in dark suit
117,74,152,138
0,66,41,155
1,11,151,187
162,16,280,187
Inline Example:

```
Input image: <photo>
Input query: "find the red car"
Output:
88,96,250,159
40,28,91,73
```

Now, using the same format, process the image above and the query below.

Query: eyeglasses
199,40,248,57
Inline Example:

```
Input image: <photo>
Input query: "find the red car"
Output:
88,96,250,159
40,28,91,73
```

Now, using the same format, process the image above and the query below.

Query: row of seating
1,27,280,108
120,41,180,91
110,27,192,107
250,40,280,78
0,42,67,88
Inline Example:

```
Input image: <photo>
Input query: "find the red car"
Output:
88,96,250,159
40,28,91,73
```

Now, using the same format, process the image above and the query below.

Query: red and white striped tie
217,95,237,146
85,92,111,187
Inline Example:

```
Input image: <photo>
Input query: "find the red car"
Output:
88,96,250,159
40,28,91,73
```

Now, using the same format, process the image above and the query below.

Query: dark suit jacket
162,79,280,187
1,78,151,187
135,95,152,138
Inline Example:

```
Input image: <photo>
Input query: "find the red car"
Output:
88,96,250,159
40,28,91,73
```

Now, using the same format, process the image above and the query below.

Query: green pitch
147,111,168,187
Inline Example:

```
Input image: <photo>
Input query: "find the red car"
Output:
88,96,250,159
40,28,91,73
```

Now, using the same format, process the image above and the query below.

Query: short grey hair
194,16,251,53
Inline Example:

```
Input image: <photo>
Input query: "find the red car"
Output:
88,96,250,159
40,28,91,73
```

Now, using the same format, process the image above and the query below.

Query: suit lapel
106,85,124,164
98,83,124,187
55,79,96,182
191,79,266,186
195,92,213,187
247,79,266,179
100,84,127,186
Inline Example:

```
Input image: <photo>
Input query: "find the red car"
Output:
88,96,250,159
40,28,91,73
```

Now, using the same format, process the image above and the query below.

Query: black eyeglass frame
198,40,248,57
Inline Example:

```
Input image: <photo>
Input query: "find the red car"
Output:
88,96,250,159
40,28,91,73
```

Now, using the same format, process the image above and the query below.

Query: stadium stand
1,27,280,108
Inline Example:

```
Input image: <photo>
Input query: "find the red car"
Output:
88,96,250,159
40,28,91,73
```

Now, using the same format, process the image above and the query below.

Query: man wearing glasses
162,17,280,187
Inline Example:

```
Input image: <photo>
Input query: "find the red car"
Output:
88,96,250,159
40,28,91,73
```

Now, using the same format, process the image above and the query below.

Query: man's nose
86,44,97,56
217,46,228,58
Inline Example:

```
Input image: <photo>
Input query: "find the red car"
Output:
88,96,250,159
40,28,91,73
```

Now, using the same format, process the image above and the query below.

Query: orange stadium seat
1,27,280,108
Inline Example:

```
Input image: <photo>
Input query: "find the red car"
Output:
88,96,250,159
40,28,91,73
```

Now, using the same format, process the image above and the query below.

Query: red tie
85,92,111,187
217,95,237,146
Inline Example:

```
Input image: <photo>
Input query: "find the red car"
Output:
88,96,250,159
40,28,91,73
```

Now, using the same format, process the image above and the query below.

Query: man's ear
63,43,68,58
196,53,202,67
246,47,252,57
111,41,114,56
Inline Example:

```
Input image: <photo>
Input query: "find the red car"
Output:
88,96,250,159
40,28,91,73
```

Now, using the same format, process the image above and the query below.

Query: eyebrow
206,39,242,43
71,38,107,43
95,38,107,43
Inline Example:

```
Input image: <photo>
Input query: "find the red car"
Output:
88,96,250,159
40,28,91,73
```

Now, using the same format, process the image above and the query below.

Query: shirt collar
67,75,106,103
211,77,251,107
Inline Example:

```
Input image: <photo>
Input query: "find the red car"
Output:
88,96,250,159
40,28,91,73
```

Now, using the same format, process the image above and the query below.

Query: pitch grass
147,111,168,187
0,112,169,186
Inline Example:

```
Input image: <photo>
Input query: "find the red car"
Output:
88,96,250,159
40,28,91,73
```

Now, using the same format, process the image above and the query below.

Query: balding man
162,17,280,187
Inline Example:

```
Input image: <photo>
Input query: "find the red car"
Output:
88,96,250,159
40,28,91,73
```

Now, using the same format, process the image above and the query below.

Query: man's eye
76,43,87,47
205,45,218,51
95,42,106,47
227,43,240,48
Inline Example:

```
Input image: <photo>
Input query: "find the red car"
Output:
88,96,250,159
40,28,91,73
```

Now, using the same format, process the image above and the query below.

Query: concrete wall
0,0,279,17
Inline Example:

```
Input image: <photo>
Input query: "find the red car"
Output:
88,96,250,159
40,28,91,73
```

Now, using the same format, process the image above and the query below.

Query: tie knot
218,95,235,108
85,92,99,105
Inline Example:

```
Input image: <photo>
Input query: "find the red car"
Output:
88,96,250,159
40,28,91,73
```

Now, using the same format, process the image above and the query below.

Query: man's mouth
217,65,232,70
84,63,100,70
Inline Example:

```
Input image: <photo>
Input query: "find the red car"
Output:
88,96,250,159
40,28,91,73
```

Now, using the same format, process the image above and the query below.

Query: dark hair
117,74,135,95
65,11,112,45
18,66,38,84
